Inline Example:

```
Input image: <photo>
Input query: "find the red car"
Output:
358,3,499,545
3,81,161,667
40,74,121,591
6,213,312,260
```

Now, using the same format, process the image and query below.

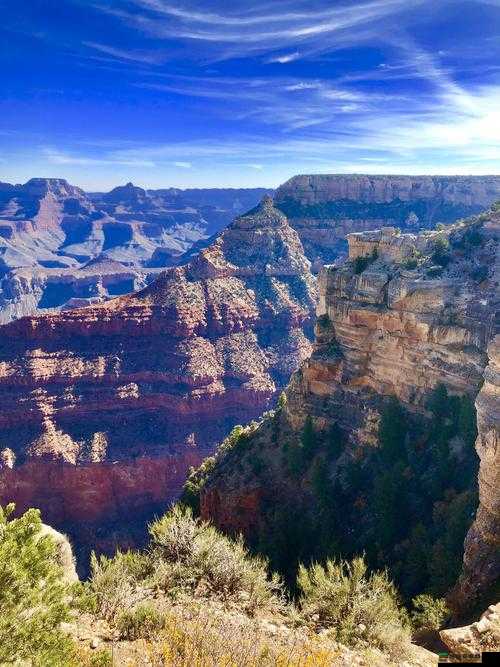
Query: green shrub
431,236,451,267
297,556,411,658
411,594,450,632
87,550,152,621
353,250,378,275
117,603,166,640
149,505,281,613
403,257,418,269
181,457,216,514
86,648,113,666
0,504,75,666
316,313,330,330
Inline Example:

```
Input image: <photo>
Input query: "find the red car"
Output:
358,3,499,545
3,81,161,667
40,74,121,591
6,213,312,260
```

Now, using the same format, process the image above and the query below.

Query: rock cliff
454,334,500,608
0,196,316,566
197,205,499,606
275,175,500,268
3,174,499,321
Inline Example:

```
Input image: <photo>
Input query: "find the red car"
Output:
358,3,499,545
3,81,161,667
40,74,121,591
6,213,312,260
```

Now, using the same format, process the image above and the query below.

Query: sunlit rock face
275,174,500,269
200,207,499,609
0,196,316,568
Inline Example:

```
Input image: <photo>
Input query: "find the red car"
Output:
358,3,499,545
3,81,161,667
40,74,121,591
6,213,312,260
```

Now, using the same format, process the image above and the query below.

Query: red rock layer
0,196,316,561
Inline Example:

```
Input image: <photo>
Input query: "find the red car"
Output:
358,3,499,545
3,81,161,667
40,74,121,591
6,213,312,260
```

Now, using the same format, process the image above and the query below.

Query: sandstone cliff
0,196,315,565
197,205,499,605
275,174,500,268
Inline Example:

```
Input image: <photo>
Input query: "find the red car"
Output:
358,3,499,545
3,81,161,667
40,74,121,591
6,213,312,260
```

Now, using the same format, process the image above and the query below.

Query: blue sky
2,0,500,189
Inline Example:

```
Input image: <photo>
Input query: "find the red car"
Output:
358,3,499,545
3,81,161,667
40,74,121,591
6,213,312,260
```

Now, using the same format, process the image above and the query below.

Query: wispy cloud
173,161,192,168
82,41,166,64
43,148,155,168
90,0,430,61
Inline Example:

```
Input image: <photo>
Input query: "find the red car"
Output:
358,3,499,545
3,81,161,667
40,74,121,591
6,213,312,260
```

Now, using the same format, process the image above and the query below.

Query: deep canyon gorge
0,174,499,612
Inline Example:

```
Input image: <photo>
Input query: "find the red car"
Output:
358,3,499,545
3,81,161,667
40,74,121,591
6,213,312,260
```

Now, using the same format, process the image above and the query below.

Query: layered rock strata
0,197,316,563
199,207,499,604
275,174,500,268
454,335,500,607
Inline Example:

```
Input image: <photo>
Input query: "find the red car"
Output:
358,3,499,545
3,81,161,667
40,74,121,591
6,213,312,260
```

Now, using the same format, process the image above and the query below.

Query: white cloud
267,52,300,64
91,0,430,61
43,148,155,168
173,161,192,168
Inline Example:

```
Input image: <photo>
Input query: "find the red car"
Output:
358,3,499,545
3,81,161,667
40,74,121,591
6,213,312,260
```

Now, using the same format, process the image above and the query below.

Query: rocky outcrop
0,258,164,324
275,175,500,268
39,523,79,584
199,206,499,605
0,178,271,321
0,196,315,564
440,602,500,657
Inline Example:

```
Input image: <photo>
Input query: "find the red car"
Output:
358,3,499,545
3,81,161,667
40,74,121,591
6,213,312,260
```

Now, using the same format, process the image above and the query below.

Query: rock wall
454,335,500,608
0,197,316,564
275,175,500,268
200,206,499,605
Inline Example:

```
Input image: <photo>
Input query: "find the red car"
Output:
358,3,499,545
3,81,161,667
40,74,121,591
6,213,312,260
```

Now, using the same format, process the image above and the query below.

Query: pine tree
301,416,316,459
458,395,477,447
326,422,343,459
0,504,75,665
378,397,407,464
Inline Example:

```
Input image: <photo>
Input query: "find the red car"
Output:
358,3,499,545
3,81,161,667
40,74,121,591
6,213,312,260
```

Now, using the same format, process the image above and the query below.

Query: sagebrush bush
117,603,166,640
411,594,450,632
149,505,282,613
142,604,353,667
87,550,152,621
297,556,411,659
0,503,76,666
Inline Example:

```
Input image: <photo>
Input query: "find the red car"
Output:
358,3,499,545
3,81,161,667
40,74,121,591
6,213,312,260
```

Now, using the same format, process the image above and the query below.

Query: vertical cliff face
0,196,316,565
454,335,500,607
275,175,500,268
198,206,499,604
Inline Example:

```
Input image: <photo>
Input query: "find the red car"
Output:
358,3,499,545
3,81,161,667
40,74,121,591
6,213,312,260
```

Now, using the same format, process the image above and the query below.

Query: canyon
1,173,499,590
197,204,499,610
0,195,316,566
0,178,271,322
2,175,500,323
276,174,500,268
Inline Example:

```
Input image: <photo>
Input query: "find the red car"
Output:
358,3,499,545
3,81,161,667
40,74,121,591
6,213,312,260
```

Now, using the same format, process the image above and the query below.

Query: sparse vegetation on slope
1,501,438,666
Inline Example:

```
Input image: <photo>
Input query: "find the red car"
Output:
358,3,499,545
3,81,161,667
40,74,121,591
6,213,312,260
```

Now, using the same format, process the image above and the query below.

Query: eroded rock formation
275,174,500,268
0,178,271,321
454,335,500,608
0,196,315,564
198,206,499,604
